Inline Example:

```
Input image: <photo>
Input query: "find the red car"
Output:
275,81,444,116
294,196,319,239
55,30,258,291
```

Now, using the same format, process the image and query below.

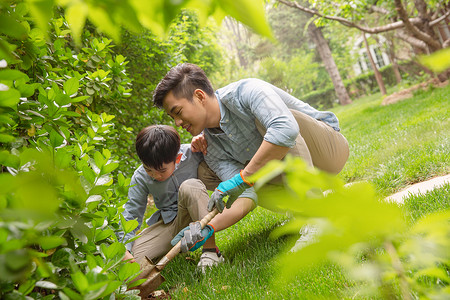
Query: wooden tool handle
155,208,219,270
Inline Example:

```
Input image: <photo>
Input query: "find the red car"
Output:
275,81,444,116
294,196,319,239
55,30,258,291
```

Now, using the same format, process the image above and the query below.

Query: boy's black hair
153,63,214,108
135,125,180,170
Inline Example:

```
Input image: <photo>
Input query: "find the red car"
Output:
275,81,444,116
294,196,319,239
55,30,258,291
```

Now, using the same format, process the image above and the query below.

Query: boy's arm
118,170,149,257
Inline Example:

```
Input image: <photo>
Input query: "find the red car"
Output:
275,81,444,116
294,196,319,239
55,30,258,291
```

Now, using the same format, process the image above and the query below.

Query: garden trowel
132,208,219,298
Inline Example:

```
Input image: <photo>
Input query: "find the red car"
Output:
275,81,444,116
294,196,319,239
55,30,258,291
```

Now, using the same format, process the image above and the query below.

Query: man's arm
209,197,255,231
241,140,290,178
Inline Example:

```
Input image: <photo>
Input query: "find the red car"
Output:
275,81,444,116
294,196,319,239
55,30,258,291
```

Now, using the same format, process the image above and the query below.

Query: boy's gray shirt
204,78,340,203
118,144,203,251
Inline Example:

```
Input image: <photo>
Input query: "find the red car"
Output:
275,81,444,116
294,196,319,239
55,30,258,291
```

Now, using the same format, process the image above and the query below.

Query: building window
373,47,385,68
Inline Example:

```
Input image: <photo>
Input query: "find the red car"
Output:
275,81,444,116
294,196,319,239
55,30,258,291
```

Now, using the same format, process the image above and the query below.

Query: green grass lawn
156,84,450,299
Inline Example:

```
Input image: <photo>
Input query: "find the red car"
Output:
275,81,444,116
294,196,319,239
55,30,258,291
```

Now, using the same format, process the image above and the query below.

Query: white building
352,35,391,75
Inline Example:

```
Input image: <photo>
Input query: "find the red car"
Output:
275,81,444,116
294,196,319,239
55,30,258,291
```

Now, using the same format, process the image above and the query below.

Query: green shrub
0,4,143,298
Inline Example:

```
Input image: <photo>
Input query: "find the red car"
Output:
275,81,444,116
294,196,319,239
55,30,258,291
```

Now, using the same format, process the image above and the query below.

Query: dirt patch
381,78,449,106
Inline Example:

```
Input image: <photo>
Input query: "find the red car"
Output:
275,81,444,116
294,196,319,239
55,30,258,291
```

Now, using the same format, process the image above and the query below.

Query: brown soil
381,78,449,106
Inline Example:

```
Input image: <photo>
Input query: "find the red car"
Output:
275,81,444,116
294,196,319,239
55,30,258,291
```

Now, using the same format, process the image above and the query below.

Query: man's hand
208,171,252,212
191,133,207,155
123,250,136,263
171,222,215,252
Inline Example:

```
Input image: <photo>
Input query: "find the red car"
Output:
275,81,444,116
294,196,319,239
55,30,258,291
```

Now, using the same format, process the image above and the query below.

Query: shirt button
246,148,250,151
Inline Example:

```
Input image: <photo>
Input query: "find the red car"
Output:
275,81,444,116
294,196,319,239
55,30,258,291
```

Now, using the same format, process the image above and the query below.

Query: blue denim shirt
204,78,340,202
117,144,203,251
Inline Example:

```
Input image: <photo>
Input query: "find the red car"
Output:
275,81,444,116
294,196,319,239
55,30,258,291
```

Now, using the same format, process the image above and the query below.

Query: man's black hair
153,63,214,107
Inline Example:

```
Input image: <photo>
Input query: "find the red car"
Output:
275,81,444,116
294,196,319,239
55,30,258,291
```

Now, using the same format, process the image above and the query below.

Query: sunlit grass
334,84,450,196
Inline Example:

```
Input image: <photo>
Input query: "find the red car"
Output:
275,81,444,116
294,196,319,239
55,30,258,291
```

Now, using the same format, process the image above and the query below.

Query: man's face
162,91,207,136
143,161,176,181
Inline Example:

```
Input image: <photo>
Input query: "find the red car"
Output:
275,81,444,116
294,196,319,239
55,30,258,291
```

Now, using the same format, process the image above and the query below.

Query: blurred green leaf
65,1,88,46
38,236,66,250
49,129,64,147
0,150,20,169
101,242,125,260
89,185,109,196
419,48,450,73
94,151,105,169
62,287,83,300
0,89,21,109
55,93,71,105
0,134,16,143
0,69,28,80
71,271,88,293
0,15,28,39
71,96,89,103
118,261,140,281
101,162,119,175
26,0,54,37
18,279,36,295
51,248,74,268
95,228,114,242
216,0,273,40
120,214,139,235
63,77,79,95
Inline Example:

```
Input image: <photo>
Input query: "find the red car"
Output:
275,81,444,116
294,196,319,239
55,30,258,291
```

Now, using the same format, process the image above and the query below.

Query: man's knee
197,161,221,190
179,179,208,202
179,178,204,193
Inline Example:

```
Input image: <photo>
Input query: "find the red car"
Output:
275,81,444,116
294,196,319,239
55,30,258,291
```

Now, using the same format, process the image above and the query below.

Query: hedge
300,60,425,109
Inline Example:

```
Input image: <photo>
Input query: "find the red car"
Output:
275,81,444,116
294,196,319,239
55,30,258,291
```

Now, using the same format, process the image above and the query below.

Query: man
153,63,349,250
117,125,224,271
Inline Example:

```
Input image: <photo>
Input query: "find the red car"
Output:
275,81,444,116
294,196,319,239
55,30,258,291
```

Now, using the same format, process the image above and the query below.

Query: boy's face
144,161,176,182
163,91,207,136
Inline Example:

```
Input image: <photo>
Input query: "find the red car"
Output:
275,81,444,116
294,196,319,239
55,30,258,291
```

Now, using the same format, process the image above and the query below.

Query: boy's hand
123,250,136,263
171,222,215,252
207,171,253,212
191,133,207,155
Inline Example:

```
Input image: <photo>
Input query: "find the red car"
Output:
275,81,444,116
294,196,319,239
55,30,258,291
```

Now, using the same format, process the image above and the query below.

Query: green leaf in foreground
252,156,405,281
419,48,450,73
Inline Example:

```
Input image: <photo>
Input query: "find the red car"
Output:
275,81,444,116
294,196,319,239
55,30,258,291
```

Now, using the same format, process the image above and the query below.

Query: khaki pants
198,109,349,190
131,179,210,265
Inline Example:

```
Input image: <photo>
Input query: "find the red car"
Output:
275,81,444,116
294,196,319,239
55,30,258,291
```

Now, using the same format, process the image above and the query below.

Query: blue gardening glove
207,171,253,213
171,222,215,253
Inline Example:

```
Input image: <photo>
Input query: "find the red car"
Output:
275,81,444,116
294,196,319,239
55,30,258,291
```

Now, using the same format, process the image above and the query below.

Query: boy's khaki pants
131,179,210,265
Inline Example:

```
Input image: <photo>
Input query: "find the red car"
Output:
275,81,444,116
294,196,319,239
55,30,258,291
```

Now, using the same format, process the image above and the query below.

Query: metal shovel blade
138,270,165,298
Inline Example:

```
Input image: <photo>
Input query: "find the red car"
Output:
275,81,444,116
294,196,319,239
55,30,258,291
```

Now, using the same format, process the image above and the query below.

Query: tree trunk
385,35,402,84
307,23,352,105
224,18,248,67
362,33,386,96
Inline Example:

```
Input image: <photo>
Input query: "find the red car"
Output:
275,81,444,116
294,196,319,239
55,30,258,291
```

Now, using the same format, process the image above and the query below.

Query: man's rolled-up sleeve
242,81,299,148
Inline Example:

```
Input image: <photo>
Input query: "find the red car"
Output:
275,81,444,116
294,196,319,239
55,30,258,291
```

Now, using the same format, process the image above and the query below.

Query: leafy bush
0,4,144,298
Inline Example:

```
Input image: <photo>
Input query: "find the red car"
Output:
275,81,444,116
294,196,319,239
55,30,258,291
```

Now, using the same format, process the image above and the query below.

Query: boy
117,125,224,270
154,63,349,249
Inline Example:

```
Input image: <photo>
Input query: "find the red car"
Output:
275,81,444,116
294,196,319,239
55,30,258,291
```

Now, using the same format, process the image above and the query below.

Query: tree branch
394,0,441,50
278,0,408,33
277,0,446,37
430,10,450,26
395,31,427,50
